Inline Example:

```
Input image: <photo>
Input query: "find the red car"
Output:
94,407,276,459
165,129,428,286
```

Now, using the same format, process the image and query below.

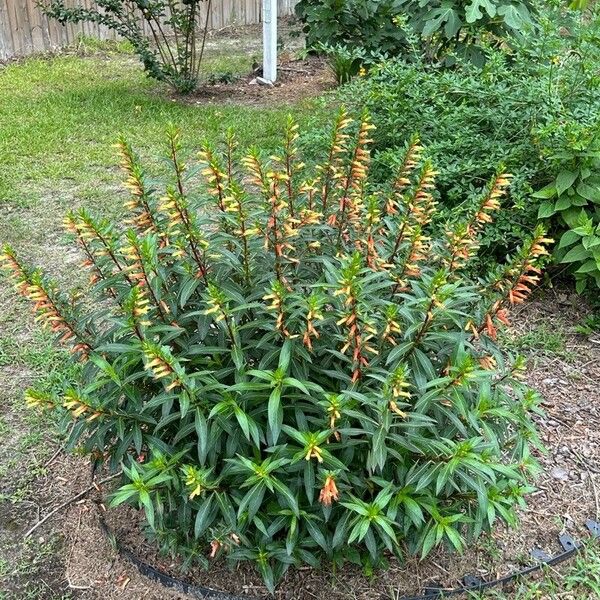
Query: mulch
174,55,335,107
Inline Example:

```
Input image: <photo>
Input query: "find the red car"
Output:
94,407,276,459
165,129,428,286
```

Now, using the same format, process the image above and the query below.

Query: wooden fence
0,0,298,60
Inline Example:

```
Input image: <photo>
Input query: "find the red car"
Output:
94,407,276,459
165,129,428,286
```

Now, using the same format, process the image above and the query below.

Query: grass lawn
1,39,599,600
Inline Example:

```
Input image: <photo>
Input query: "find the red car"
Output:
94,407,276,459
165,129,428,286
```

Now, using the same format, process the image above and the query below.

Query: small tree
2,113,550,591
43,0,212,93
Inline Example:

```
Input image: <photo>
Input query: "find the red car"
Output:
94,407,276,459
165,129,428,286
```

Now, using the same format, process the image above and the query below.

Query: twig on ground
43,444,65,469
570,449,600,519
24,471,122,539
279,66,311,73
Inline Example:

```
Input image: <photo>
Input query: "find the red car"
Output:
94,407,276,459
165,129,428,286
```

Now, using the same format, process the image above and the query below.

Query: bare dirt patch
176,55,335,107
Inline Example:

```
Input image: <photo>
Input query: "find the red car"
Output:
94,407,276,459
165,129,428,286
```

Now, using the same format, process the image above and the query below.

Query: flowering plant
1,114,550,590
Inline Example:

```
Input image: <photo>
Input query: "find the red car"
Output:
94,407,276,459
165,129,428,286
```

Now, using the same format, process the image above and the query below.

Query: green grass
0,48,329,216
502,322,573,361
464,543,600,599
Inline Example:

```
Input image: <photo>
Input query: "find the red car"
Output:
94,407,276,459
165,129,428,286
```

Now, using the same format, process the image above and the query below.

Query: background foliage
295,0,537,64
338,5,600,273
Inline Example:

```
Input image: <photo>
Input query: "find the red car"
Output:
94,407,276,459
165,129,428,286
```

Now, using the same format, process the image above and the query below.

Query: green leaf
238,483,265,521
497,3,531,29
465,0,495,23
555,170,579,196
444,525,464,551
278,338,293,372
421,525,437,558
194,495,215,538
561,244,590,264
268,387,282,444
558,230,581,249
532,184,557,199
576,182,600,203
271,478,299,515
179,278,200,308
537,201,556,219
139,490,155,529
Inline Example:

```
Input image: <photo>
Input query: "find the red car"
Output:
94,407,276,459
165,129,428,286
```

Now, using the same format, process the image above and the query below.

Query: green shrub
317,43,383,84
399,0,536,65
342,6,600,267
534,134,600,293
295,0,537,64
295,0,405,56
43,0,211,93
2,116,549,590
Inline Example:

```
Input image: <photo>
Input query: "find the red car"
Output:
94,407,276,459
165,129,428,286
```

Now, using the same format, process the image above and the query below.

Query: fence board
0,0,298,60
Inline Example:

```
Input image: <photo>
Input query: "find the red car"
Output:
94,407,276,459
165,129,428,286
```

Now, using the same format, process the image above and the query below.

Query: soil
3,288,599,600
174,55,335,107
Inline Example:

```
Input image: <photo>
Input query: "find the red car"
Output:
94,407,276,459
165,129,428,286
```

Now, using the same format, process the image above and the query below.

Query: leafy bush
43,0,211,93
343,6,600,267
317,43,383,84
295,0,537,64
295,0,405,56
2,115,550,590
534,135,600,293
399,0,536,65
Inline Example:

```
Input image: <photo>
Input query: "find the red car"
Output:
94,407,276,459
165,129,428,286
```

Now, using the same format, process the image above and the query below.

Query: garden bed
5,289,597,600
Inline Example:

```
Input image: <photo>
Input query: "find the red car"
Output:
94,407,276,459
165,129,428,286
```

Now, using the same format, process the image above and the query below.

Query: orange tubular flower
446,173,511,273
116,138,158,236
477,228,553,340
319,475,340,507
209,540,222,558
198,144,229,212
1,249,91,359
387,136,424,215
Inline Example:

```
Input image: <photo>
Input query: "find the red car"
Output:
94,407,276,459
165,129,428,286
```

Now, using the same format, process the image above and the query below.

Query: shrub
317,43,384,85
399,0,537,65
295,0,405,56
534,133,600,293
43,0,211,93
295,0,537,64
342,6,600,269
2,115,550,590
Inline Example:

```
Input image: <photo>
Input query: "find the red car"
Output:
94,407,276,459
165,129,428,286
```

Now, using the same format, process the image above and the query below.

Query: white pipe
262,0,277,82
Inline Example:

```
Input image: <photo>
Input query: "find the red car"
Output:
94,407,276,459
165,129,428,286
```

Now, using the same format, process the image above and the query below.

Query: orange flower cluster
263,281,291,337
24,389,56,410
318,475,340,507
198,143,228,212
318,109,353,214
382,308,402,346
63,213,107,287
330,118,375,235
158,191,209,280
388,164,437,291
304,440,324,463
335,279,378,382
473,228,553,340
63,389,105,421
0,249,91,358
325,394,342,440
446,173,511,272
143,344,183,392
116,139,158,235
302,303,323,351
387,136,424,214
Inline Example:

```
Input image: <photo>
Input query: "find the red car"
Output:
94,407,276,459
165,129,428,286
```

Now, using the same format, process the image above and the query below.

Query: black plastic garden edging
95,501,599,600
97,509,251,600
392,519,600,600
